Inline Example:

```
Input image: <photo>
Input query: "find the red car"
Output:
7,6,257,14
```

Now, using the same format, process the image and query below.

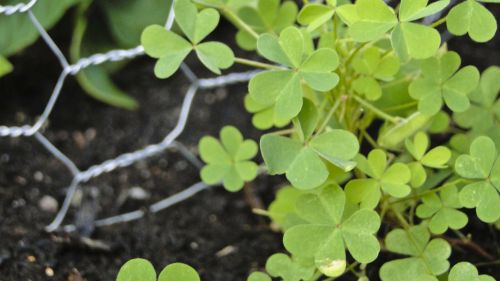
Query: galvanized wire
0,0,257,232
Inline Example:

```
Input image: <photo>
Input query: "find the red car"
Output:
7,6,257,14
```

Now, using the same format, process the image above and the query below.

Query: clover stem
234,57,284,70
315,95,345,137
390,178,467,205
352,95,401,124
360,128,378,148
222,9,260,39
430,17,447,28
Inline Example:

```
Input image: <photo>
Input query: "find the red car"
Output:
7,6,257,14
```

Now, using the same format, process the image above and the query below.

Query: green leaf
247,272,271,281
117,258,156,281
298,4,336,31
380,225,451,281
99,0,173,48
158,263,200,281
309,130,359,171
294,99,319,141
346,149,411,208
235,0,298,51
399,0,450,22
0,0,78,57
416,185,468,234
244,94,290,130
268,186,307,230
455,136,500,223
195,42,235,74
284,185,381,276
446,0,497,43
448,262,496,281
141,25,191,78
340,0,398,42
409,51,479,115
175,0,220,44
391,22,441,60
265,253,315,281
353,76,382,101
406,132,451,168
0,56,13,78
199,126,258,191
453,66,500,132
300,49,340,91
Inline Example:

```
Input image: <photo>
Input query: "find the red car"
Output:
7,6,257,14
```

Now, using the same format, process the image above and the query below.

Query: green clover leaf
244,94,290,130
158,263,201,281
247,272,271,281
447,0,497,43
409,51,480,115
390,0,449,60
454,136,500,223
405,132,451,187
268,186,308,230
297,2,336,32
448,262,496,281
249,26,340,121
345,149,411,209
352,47,401,101
260,129,359,189
265,253,315,281
199,126,258,192
453,66,500,133
416,185,468,234
380,224,451,281
283,185,381,277
117,259,200,281
337,0,398,42
117,258,156,281
236,0,298,50
141,0,234,78
0,55,13,78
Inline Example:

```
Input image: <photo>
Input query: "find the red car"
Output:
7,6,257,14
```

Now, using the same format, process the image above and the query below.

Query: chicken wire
0,0,258,233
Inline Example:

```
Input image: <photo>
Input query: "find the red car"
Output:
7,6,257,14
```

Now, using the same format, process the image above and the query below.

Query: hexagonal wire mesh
0,0,259,233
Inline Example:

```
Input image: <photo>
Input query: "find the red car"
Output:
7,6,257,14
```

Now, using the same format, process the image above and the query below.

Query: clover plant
133,0,500,280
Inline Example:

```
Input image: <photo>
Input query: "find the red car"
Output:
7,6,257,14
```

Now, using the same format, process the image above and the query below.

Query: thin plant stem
221,9,259,39
430,17,446,28
234,57,284,70
352,95,402,124
315,96,345,137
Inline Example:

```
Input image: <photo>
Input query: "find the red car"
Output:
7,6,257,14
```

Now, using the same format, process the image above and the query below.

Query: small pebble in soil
38,195,59,213
216,245,237,258
45,267,55,277
128,186,150,200
33,171,44,182
27,255,36,263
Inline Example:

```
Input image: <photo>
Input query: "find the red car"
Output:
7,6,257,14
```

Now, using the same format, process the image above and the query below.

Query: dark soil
1,5,499,281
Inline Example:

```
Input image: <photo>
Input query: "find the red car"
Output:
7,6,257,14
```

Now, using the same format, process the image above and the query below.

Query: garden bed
0,7,499,281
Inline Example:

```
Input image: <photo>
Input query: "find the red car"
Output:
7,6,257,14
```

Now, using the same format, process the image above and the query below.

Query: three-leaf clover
198,126,258,192
447,0,498,43
405,132,451,187
117,259,200,281
409,51,480,115
351,47,401,101
260,129,359,189
337,0,448,59
448,262,495,281
453,66,500,133
141,0,234,78
249,26,340,121
380,224,451,281
268,186,307,230
345,149,411,209
454,136,500,223
284,184,381,277
265,253,315,281
391,0,449,60
235,0,298,51
416,185,468,234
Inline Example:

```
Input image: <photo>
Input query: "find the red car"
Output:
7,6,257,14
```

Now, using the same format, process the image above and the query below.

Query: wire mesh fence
0,0,257,233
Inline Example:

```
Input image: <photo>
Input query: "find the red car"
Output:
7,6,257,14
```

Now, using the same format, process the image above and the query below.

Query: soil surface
1,5,499,281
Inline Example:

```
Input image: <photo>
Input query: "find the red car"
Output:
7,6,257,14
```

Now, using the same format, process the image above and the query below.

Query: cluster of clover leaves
116,0,500,280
